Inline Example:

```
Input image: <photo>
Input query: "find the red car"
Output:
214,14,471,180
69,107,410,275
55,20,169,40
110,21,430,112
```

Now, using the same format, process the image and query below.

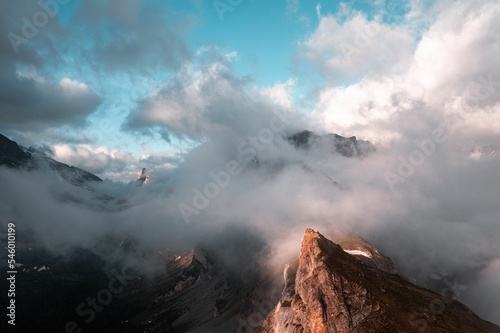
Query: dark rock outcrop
288,130,375,157
0,133,31,167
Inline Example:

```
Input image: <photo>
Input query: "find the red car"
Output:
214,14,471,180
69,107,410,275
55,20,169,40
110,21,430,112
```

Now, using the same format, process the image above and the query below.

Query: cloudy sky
1,0,500,324
1,0,499,180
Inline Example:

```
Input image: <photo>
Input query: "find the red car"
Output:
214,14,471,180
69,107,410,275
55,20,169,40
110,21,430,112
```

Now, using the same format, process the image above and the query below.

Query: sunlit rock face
258,229,500,333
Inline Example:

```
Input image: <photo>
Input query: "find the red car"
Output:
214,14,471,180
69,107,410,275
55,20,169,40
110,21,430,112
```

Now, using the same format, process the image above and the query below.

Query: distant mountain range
0,130,375,187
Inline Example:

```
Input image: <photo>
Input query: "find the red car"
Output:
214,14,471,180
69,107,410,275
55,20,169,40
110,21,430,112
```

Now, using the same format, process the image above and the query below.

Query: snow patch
345,249,372,258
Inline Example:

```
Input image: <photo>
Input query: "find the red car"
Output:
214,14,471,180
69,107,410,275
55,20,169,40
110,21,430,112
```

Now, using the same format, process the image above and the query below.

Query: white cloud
53,143,178,182
464,259,500,324
259,79,297,109
126,48,299,143
58,78,91,94
311,76,425,144
307,0,500,146
300,13,415,83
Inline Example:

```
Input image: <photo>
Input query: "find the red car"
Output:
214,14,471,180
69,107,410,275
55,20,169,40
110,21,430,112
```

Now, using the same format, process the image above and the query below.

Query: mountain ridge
0,133,102,187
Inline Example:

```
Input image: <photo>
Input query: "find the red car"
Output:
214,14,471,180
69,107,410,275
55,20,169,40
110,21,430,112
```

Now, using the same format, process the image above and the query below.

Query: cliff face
259,229,500,333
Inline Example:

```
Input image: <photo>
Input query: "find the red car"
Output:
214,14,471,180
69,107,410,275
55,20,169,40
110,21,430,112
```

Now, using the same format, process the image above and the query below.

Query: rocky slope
123,247,257,333
258,229,500,333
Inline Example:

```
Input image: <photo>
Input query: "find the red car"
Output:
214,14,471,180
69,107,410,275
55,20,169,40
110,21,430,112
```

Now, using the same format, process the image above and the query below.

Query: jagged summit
259,229,500,333
288,130,375,157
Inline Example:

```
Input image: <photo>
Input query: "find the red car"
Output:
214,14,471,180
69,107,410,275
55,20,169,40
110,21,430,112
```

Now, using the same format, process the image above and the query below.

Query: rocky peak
258,229,500,333
288,131,375,157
